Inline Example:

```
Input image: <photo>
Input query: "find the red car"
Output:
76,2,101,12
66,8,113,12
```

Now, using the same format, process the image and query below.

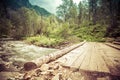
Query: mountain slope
0,0,51,16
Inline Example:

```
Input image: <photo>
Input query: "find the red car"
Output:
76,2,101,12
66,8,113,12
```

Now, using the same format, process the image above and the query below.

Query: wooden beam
105,43,120,50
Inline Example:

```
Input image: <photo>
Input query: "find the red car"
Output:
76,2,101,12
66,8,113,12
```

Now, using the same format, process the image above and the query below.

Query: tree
68,0,78,24
8,7,43,38
105,0,120,37
57,0,70,21
78,2,82,24
89,0,98,24
57,0,77,22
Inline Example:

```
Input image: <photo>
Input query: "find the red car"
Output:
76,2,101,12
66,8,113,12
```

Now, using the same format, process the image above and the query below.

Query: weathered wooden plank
71,43,89,69
55,45,84,65
88,43,98,72
64,43,88,67
94,43,110,73
113,41,120,45
99,43,120,76
100,43,120,57
56,43,87,67
105,43,120,50
80,42,92,71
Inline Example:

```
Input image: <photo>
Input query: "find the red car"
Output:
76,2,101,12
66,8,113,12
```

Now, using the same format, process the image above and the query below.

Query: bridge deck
56,42,120,77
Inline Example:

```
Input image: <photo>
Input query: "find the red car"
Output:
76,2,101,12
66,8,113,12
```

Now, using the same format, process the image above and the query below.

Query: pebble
40,64,49,71
52,73,62,80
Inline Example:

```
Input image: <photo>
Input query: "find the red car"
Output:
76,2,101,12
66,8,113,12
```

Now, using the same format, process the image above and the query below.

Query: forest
0,0,120,47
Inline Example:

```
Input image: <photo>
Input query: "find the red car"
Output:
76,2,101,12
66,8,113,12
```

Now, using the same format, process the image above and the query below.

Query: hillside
0,0,51,16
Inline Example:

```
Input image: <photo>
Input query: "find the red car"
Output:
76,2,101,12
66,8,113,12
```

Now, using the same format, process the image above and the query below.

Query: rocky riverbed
0,41,84,80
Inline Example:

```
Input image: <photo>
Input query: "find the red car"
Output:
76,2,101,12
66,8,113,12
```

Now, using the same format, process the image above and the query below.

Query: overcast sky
29,0,82,14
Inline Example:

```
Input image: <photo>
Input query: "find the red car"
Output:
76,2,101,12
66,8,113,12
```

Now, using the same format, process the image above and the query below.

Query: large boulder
24,62,37,71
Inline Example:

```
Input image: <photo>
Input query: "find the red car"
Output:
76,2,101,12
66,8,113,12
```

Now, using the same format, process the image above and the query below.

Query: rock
53,64,59,70
1,55,9,62
0,47,3,51
0,63,7,71
7,77,16,80
16,74,24,80
23,73,32,80
6,64,18,72
24,62,37,71
23,76,31,80
35,68,42,76
41,71,48,75
40,64,49,71
12,61,24,68
67,78,72,80
0,72,19,80
34,77,44,80
52,73,62,80
41,70,54,77
23,69,38,80
0,58,4,64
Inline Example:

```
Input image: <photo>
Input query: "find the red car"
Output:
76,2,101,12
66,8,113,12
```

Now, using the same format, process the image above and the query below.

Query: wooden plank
105,43,120,50
113,41,120,45
71,43,89,69
94,43,110,73
57,43,87,67
64,45,85,67
98,43,120,76
88,42,98,71
55,47,83,65
80,42,93,71
100,43,120,58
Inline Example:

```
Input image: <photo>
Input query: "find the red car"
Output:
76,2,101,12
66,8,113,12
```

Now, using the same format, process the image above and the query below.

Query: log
113,41,120,45
24,41,85,71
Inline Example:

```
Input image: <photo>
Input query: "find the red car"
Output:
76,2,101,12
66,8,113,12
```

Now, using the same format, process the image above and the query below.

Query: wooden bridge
24,42,120,80
55,42,120,77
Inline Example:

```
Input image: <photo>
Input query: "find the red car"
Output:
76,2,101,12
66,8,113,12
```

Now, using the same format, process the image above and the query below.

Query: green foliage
73,23,106,42
8,7,43,38
25,35,64,47
1,0,120,48
57,0,77,22
52,23,72,39
0,18,13,37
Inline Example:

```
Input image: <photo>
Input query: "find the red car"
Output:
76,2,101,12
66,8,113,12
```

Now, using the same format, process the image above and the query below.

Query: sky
29,0,82,14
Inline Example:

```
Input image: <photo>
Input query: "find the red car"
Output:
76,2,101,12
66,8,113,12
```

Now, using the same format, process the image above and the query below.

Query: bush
25,35,64,47
73,22,106,42
51,22,72,39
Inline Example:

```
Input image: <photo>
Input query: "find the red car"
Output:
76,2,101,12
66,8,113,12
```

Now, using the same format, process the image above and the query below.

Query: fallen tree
24,41,86,71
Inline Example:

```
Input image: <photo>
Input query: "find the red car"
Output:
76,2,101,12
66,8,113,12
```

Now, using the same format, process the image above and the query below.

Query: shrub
25,35,64,47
